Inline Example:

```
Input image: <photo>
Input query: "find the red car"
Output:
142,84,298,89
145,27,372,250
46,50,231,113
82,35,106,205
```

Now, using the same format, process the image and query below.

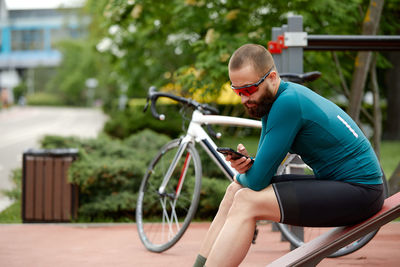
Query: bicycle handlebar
144,86,219,120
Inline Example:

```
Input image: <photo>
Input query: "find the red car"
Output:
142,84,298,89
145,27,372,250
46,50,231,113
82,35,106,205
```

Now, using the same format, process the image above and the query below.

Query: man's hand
225,144,253,174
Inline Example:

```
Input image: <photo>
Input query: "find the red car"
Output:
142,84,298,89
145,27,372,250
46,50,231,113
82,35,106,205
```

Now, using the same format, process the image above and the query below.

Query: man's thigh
233,185,281,222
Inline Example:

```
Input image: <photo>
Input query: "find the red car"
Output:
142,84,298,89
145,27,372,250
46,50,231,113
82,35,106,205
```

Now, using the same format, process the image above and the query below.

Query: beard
244,86,276,118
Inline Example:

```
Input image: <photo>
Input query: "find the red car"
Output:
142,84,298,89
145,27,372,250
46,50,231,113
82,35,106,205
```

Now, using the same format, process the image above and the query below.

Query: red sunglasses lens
233,85,258,96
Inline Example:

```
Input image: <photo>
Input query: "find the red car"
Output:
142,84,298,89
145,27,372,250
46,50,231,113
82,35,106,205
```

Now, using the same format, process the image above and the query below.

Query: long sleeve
236,91,303,191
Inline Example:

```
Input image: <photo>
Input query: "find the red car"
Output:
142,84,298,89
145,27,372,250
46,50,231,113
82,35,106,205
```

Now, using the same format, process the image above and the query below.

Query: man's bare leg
206,186,281,267
198,182,243,257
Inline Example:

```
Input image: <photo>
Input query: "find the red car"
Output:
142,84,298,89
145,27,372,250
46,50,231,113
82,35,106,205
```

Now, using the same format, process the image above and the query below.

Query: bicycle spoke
170,198,181,233
160,197,173,241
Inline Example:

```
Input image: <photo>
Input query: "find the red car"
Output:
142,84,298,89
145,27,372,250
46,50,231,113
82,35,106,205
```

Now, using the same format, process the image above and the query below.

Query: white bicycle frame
158,109,262,195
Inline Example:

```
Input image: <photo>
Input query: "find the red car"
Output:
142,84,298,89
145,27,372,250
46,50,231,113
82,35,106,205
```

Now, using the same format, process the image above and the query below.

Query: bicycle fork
158,137,192,198
157,138,193,240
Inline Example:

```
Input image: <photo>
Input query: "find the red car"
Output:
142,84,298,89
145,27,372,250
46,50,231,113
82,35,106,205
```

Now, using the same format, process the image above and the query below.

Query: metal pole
281,24,289,74
306,35,400,51
282,15,305,250
272,27,283,72
287,16,304,74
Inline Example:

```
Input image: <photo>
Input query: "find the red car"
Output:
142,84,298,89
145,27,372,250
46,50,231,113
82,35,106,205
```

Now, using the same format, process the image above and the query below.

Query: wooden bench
267,192,400,267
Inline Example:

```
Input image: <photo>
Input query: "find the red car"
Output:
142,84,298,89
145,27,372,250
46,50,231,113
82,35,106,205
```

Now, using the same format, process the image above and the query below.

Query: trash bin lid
23,148,79,157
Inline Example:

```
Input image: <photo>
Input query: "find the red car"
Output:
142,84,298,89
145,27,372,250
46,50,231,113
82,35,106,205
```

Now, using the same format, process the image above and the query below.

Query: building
0,0,87,105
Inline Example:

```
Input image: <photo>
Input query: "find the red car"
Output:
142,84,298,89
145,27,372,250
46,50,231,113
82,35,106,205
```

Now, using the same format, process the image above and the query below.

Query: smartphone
216,147,254,162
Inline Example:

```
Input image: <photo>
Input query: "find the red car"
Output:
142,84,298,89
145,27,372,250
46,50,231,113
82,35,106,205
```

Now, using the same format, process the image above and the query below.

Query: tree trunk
370,54,381,158
389,162,400,196
347,0,384,123
384,51,400,140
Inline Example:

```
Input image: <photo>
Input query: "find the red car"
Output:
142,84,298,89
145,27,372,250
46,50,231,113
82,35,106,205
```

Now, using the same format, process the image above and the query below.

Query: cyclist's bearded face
244,83,275,118
229,65,277,118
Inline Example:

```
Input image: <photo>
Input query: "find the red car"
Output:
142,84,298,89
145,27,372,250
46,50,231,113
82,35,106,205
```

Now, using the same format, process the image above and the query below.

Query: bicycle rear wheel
277,168,389,257
136,139,202,252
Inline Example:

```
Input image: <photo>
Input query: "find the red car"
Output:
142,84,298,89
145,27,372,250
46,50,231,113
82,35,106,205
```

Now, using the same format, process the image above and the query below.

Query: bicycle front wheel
136,139,202,252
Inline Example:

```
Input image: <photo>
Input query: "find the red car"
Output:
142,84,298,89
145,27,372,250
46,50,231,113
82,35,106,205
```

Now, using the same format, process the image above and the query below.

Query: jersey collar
275,80,288,99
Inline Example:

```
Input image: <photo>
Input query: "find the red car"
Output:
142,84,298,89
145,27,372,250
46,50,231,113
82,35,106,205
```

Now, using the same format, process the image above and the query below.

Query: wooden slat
53,158,63,221
62,157,73,221
44,157,54,220
34,157,44,220
24,156,35,220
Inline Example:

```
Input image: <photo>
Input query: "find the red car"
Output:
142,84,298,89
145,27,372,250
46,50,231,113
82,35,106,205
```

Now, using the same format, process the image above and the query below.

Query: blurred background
0,0,399,223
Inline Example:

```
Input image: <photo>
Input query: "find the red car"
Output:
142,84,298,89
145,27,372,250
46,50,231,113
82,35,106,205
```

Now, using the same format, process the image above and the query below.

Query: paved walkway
0,222,399,266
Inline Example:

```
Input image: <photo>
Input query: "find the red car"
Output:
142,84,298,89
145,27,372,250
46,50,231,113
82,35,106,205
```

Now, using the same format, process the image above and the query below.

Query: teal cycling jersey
237,81,383,191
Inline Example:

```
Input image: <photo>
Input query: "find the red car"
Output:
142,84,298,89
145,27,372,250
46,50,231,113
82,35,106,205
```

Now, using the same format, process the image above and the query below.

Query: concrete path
0,222,399,266
0,106,107,212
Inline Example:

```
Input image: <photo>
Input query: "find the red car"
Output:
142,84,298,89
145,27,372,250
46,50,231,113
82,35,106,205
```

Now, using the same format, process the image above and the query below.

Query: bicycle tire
136,139,202,253
277,164,389,258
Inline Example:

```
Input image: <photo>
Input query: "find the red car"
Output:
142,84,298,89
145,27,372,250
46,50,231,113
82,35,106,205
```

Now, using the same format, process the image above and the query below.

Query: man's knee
219,182,242,210
224,182,243,201
227,188,257,218
230,186,280,221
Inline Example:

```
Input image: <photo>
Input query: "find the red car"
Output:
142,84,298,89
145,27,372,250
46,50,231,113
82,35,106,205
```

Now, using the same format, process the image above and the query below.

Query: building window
11,29,45,51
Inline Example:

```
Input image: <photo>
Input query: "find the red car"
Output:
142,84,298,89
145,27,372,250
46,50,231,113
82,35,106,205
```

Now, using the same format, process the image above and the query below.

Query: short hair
229,44,276,76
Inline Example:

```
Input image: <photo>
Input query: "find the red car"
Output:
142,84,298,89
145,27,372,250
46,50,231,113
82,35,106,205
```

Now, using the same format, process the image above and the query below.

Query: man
193,44,384,267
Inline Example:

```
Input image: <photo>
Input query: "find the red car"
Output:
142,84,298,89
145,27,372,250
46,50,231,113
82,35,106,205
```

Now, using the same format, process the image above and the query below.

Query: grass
380,141,400,179
0,201,21,223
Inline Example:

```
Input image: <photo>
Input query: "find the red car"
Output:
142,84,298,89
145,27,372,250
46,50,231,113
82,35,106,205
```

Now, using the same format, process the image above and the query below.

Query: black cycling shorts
271,174,384,227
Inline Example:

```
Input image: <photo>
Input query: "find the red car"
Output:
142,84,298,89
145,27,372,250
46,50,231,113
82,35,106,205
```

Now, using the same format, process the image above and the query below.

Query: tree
87,0,371,99
381,0,400,140
384,52,400,140
348,0,384,123
86,0,399,133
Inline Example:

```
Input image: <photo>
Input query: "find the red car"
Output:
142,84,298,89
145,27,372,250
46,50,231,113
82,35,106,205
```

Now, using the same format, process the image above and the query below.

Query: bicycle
135,71,388,256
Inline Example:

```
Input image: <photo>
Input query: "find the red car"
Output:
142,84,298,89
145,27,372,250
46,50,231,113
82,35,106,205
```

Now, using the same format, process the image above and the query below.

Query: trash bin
22,148,79,223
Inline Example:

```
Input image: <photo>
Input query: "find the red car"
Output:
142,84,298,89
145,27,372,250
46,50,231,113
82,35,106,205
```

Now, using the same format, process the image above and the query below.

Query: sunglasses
231,69,273,97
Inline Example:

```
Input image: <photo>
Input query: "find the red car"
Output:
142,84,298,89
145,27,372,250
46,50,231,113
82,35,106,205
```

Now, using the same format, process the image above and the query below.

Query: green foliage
84,0,397,99
380,141,400,179
45,39,116,107
12,82,28,102
196,177,230,219
0,170,22,224
0,201,22,224
103,103,185,139
1,169,22,202
26,92,65,106
40,135,82,149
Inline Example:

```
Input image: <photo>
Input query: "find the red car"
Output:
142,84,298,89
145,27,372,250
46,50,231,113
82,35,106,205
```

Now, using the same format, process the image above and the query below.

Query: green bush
12,82,28,102
104,103,184,139
2,169,22,201
41,135,82,149
196,177,230,220
26,92,64,106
